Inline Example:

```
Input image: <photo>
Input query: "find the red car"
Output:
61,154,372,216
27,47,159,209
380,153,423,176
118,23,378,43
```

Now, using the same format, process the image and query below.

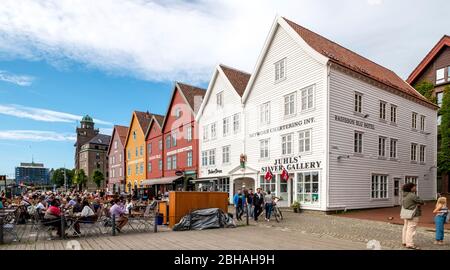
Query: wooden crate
168,192,228,228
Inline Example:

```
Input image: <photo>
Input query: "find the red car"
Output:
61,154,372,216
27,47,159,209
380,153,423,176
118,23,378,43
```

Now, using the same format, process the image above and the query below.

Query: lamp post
127,182,131,194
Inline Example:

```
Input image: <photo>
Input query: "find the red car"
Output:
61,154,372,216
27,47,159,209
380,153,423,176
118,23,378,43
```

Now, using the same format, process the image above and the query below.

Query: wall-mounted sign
166,145,193,156
208,169,223,175
148,154,161,161
249,117,315,138
334,115,375,130
175,170,184,176
261,156,322,173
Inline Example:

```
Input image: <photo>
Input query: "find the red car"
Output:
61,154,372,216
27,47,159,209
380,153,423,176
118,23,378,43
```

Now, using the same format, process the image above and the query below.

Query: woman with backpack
433,196,448,245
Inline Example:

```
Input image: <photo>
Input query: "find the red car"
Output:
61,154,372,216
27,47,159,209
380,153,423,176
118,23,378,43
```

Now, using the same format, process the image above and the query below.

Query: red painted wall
162,89,199,178
146,121,164,180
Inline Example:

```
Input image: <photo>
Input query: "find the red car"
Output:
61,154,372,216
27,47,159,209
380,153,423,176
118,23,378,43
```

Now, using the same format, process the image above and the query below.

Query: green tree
73,169,87,191
92,170,105,189
438,86,450,178
51,168,74,187
414,80,436,103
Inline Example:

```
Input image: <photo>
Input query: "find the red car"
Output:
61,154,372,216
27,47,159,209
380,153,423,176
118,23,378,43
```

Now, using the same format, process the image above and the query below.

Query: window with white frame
158,139,162,151
135,163,138,174
275,58,286,82
371,175,388,199
438,115,442,125
114,141,118,149
378,136,386,158
127,150,130,160
390,139,397,159
222,146,230,164
119,154,122,163
233,113,240,133
187,126,192,142
419,145,426,163
167,156,172,170
211,122,217,139
140,163,144,174
420,115,425,131
172,132,177,147
112,156,115,165
203,126,209,141
259,102,270,125
298,129,311,153
187,151,193,167
259,175,276,195
148,162,152,173
223,117,230,136
172,155,177,169
112,169,115,178
159,159,162,171
411,112,417,129
201,151,208,166
296,171,319,204
148,143,152,155
390,105,397,123
284,92,296,117
217,92,224,107
260,139,269,159
436,68,445,84
140,146,144,156
175,107,181,119
281,133,293,155
437,92,443,107
120,167,123,177
405,176,418,186
379,101,386,120
300,85,314,111
354,131,363,154
410,143,417,162
135,147,138,157
209,149,216,166
128,167,131,176
354,92,362,113
166,135,171,149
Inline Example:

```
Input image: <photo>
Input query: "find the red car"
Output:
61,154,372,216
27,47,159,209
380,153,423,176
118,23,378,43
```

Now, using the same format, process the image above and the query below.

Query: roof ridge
283,17,399,76
219,64,251,75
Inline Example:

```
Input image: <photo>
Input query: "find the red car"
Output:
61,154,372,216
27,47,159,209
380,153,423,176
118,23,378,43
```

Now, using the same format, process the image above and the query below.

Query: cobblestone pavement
245,209,450,250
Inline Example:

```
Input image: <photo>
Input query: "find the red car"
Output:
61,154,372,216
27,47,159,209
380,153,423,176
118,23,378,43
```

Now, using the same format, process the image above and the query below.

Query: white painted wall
328,66,437,210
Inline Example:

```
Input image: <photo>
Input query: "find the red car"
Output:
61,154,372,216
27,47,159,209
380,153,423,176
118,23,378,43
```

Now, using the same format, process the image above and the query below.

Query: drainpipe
326,62,331,211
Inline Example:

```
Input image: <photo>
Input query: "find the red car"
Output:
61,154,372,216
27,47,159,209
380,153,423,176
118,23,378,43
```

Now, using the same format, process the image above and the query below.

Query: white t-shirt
36,202,46,211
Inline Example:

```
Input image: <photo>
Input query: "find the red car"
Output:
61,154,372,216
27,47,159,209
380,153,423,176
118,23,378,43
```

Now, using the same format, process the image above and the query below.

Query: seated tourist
109,198,128,233
73,199,97,235
44,199,67,238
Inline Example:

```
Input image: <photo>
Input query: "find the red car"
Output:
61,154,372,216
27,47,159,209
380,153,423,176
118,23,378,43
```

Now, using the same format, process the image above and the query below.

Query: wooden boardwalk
1,223,367,250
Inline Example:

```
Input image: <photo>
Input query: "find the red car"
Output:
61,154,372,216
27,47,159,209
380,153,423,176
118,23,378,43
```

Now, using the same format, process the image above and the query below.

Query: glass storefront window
260,175,276,196
296,171,319,204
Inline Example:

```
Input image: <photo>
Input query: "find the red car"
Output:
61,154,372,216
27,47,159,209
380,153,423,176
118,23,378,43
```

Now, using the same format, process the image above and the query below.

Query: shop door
279,174,293,207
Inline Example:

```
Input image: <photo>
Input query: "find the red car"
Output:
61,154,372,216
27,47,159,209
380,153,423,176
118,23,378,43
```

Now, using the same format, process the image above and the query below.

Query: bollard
246,205,249,226
0,217,4,245
112,214,116,236
61,215,66,240
153,210,158,233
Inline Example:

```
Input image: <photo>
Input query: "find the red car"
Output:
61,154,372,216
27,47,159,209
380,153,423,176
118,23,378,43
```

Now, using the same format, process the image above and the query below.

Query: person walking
401,183,424,249
253,188,264,221
233,189,246,221
264,190,274,222
433,196,448,245
246,188,254,219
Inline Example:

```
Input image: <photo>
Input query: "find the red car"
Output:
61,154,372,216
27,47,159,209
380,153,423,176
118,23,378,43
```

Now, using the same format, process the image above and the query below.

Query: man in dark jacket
253,188,264,221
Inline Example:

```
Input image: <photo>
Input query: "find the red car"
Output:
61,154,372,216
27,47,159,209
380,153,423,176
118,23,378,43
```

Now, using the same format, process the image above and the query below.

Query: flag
281,167,289,181
264,169,273,181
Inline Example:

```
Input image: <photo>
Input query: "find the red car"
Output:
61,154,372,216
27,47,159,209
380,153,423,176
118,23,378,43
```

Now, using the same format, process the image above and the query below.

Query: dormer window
436,68,445,84
175,108,182,119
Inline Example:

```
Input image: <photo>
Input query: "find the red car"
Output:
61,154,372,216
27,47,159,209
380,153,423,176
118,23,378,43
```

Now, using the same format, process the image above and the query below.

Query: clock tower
74,115,99,170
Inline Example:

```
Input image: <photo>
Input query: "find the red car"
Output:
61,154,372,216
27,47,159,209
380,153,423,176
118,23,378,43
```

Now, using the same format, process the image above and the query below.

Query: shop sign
208,169,223,175
249,117,315,138
261,156,322,172
334,115,375,130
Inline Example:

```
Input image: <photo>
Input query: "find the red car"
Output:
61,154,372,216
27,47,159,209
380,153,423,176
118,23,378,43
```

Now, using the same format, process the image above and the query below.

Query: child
432,197,448,245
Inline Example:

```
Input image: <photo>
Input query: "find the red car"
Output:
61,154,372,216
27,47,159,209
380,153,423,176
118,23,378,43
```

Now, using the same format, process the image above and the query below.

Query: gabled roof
407,35,450,85
162,82,206,129
195,64,251,121
124,111,152,147
243,16,438,109
107,125,128,155
86,134,111,146
219,64,251,97
144,114,165,140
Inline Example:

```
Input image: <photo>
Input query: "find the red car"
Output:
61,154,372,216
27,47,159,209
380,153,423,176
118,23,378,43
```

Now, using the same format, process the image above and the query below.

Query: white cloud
99,128,113,136
0,70,34,86
0,130,76,142
0,104,112,125
0,0,448,82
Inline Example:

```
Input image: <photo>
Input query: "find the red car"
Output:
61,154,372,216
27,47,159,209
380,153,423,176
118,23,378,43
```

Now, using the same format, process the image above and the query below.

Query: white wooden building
197,16,438,210
196,64,251,201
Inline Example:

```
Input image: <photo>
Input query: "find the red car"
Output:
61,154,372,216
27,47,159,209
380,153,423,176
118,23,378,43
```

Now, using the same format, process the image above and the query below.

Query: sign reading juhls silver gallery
208,169,223,175
261,156,322,172
334,115,375,130
249,117,315,138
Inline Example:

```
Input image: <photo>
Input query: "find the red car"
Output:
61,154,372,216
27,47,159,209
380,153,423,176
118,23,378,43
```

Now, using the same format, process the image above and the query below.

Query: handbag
400,206,417,220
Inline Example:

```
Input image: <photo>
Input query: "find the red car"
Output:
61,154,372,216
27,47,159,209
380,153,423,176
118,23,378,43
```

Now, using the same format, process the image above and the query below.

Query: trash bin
157,214,163,225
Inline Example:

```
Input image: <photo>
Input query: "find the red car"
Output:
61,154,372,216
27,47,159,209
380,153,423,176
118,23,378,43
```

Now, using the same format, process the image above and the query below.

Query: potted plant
291,201,301,213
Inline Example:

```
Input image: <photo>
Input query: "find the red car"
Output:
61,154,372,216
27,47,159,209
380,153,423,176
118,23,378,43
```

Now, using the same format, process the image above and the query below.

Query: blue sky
0,0,449,177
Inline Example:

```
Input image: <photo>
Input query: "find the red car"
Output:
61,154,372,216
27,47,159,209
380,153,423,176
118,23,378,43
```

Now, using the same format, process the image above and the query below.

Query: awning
190,178,219,183
141,176,182,186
